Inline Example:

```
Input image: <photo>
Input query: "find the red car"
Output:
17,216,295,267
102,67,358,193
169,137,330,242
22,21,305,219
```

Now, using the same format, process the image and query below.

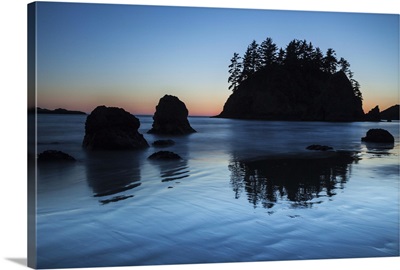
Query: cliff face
217,69,364,121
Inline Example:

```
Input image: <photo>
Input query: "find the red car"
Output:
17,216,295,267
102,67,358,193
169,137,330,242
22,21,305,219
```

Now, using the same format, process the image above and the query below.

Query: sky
32,1,399,116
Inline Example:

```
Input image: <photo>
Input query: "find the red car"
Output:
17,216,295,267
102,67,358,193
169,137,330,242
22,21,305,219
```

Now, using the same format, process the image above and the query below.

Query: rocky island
216,38,366,121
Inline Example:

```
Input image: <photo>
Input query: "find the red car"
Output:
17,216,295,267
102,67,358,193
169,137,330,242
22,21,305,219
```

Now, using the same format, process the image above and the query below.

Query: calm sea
34,114,399,268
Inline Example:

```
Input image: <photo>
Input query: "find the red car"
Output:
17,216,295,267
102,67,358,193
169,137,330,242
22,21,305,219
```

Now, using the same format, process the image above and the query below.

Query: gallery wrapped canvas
27,1,399,269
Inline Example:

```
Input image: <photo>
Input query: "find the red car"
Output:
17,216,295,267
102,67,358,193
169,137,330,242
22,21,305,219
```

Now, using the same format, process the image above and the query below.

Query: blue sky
34,1,399,115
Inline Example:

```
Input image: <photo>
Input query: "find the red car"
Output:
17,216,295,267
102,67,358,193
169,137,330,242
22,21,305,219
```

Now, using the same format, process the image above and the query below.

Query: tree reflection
229,152,356,209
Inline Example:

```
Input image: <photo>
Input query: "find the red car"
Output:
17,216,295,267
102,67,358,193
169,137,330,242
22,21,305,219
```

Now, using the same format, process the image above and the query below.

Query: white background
0,0,399,269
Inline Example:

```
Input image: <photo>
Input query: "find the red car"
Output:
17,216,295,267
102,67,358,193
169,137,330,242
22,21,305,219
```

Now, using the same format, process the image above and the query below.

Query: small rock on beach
306,144,334,151
38,150,76,162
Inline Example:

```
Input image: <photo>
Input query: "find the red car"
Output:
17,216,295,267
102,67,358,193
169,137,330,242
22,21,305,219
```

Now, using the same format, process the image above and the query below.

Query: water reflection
84,151,143,204
159,162,190,182
363,141,395,158
148,136,191,185
148,157,190,185
229,152,356,209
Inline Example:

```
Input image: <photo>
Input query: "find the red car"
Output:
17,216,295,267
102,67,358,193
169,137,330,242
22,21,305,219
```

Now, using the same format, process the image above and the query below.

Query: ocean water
34,115,399,268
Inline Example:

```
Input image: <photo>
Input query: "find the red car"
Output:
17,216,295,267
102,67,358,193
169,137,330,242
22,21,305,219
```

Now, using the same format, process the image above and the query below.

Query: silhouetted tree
258,37,278,68
228,52,243,92
352,79,362,100
241,40,261,80
338,57,356,83
323,48,337,74
284,39,301,67
227,37,363,103
299,40,312,61
338,57,350,74
276,48,285,66
311,47,324,71
338,57,362,101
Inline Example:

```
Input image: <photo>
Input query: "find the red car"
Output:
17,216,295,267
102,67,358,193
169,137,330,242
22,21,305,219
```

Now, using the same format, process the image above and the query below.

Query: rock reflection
363,141,395,157
148,137,190,185
84,151,143,204
160,163,190,182
229,152,356,209
150,159,190,183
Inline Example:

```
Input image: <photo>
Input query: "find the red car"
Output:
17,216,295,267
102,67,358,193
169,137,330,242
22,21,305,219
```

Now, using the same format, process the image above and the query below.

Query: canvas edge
27,2,37,269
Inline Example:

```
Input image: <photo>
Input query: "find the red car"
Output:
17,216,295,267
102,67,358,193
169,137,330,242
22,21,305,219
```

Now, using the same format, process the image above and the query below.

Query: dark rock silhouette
32,107,86,115
364,105,381,122
82,105,149,150
361,129,395,143
380,104,399,121
306,145,333,151
152,139,175,147
148,151,182,160
37,150,76,162
148,95,196,134
216,70,364,121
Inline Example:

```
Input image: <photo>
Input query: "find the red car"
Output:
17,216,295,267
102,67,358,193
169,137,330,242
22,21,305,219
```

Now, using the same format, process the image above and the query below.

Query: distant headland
29,107,87,115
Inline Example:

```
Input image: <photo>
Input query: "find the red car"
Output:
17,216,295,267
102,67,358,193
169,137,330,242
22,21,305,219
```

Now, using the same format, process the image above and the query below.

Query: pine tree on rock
226,37,363,107
241,40,261,80
228,52,243,92
258,37,278,68
323,48,338,74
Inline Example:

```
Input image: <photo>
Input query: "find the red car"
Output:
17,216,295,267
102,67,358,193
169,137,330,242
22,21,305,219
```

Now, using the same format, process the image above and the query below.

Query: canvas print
27,1,399,269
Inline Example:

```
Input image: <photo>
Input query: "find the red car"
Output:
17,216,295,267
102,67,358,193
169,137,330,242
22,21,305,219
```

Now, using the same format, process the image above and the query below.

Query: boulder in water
82,105,149,150
306,145,333,151
38,150,76,162
361,129,394,143
148,95,196,135
148,151,182,160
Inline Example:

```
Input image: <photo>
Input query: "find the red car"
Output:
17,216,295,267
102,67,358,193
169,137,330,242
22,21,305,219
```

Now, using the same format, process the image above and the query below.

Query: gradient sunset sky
34,1,399,116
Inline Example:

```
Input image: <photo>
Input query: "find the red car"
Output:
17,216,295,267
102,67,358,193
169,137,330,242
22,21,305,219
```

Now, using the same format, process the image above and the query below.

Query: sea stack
148,95,196,135
217,70,365,121
361,129,395,143
82,105,149,150
364,105,381,122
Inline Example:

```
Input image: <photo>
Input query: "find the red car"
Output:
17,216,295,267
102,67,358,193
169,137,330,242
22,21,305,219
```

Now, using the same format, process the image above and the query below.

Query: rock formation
82,105,149,150
37,150,76,162
148,95,196,134
380,104,399,121
148,151,182,160
216,70,364,121
306,145,333,151
364,105,381,122
361,129,395,143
